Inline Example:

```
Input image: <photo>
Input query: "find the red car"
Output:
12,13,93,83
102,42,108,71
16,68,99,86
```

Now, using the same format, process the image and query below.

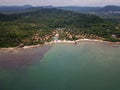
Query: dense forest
0,8,120,48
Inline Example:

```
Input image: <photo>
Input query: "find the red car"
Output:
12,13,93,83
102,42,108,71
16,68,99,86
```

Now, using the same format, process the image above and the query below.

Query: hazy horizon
0,4,120,7
0,0,120,7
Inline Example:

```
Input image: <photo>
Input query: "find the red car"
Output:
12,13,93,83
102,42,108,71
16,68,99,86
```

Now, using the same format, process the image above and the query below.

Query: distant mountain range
0,5,120,21
0,5,120,14
57,5,120,21
0,5,33,13
57,5,120,13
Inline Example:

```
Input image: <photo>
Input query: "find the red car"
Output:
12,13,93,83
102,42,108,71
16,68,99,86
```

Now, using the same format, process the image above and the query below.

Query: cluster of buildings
19,28,105,47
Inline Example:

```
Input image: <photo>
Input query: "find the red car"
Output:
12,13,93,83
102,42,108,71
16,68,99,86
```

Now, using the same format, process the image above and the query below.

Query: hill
99,5,120,12
0,8,120,47
57,5,120,21
0,5,120,21
0,5,33,14
57,5,120,13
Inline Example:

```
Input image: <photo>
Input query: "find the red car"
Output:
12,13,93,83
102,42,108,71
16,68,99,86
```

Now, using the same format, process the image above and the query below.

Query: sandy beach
0,39,120,51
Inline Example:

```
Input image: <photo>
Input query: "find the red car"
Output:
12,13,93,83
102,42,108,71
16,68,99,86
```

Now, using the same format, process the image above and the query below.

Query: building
53,34,59,41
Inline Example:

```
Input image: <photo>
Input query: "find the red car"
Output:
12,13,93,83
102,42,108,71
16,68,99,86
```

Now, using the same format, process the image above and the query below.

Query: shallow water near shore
0,42,120,90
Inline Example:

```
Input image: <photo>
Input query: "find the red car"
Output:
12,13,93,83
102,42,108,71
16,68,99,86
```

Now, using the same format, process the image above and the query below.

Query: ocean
0,42,120,90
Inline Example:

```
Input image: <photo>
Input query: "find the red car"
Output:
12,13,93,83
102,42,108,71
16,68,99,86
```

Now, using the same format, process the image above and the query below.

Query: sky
0,0,120,6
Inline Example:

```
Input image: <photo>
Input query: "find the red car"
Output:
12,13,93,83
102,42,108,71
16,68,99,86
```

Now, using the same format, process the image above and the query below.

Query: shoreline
0,39,120,50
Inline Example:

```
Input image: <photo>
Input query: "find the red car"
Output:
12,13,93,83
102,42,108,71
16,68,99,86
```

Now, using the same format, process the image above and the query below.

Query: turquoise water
0,42,120,90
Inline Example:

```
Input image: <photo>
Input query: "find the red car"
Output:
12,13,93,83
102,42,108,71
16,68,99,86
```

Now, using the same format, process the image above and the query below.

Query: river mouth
0,42,120,90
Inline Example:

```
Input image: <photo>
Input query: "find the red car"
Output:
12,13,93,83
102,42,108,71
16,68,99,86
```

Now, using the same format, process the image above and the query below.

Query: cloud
0,0,120,6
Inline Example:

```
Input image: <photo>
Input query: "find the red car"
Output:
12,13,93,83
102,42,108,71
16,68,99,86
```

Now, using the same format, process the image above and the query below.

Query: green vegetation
0,8,120,48
104,37,120,42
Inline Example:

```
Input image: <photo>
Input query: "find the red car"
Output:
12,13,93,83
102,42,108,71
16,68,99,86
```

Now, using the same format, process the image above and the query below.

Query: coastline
0,39,120,51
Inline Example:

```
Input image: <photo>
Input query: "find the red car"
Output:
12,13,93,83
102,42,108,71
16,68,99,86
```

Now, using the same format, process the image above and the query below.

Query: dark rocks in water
74,41,77,44
18,43,25,48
